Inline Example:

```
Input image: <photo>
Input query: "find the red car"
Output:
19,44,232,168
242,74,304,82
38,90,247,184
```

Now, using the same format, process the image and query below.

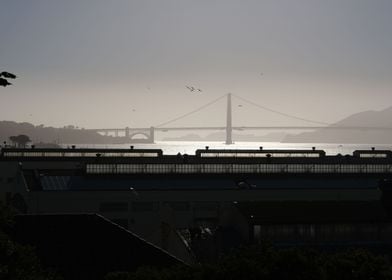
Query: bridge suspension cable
232,94,330,126
155,94,227,128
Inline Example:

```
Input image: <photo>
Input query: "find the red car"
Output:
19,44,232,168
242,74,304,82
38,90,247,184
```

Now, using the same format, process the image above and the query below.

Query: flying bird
0,72,17,79
186,86,195,92
186,86,204,94
0,77,12,87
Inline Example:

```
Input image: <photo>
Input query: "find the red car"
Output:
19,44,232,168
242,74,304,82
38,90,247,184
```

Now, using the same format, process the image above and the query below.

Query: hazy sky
1,0,392,129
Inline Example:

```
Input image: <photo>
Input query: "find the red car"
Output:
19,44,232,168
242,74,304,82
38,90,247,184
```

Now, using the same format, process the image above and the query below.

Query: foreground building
1,147,392,262
14,213,183,279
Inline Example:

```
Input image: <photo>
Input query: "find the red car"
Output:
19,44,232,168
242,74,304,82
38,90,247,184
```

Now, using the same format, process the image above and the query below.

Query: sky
1,0,392,129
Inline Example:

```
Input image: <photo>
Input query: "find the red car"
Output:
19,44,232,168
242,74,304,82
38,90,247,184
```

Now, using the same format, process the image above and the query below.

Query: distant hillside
283,107,392,143
0,121,131,145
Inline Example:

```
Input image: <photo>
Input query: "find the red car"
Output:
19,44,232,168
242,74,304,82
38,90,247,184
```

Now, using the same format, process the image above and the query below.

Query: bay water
66,141,392,156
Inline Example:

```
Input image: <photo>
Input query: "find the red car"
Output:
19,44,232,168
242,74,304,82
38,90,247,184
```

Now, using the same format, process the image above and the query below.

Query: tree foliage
105,244,392,280
9,134,31,148
0,202,60,280
0,71,17,87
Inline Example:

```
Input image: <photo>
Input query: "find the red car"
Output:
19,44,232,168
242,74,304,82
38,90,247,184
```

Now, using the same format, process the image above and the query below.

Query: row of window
99,201,195,212
253,223,392,243
359,153,388,158
0,177,15,184
86,163,392,174
2,151,160,157
199,153,321,158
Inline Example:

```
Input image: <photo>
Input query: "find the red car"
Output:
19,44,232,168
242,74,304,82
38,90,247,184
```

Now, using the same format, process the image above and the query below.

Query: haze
1,0,392,129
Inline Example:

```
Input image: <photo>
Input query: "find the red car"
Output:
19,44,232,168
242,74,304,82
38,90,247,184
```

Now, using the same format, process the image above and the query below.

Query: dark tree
104,245,392,280
0,71,17,87
0,202,59,280
9,134,32,148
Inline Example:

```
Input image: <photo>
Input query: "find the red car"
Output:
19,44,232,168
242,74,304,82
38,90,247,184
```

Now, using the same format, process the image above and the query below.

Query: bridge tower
150,126,155,143
226,93,233,144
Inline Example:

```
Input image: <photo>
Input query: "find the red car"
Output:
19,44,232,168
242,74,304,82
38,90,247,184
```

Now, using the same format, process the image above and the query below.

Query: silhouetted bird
186,86,195,92
0,77,12,87
0,72,17,79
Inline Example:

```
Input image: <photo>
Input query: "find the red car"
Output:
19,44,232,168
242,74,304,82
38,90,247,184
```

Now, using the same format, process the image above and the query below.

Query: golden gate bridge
87,93,392,144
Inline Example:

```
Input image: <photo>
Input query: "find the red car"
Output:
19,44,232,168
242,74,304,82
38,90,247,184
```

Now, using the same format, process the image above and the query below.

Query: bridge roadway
87,126,392,133
86,126,392,144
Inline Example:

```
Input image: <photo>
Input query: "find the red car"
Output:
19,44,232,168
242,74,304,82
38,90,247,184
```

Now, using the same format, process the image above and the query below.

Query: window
360,153,388,158
85,163,392,175
252,223,390,244
99,202,128,212
199,152,320,158
165,202,190,211
253,225,261,243
132,202,159,212
194,202,219,212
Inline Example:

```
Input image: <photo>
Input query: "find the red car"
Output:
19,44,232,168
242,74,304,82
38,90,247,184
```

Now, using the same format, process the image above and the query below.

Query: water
66,141,392,156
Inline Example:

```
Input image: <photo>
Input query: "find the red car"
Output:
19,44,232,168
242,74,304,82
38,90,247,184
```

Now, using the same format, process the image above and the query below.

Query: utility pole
226,93,233,144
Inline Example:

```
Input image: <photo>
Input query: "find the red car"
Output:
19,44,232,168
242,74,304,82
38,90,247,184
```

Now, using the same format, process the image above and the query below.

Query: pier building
2,147,392,262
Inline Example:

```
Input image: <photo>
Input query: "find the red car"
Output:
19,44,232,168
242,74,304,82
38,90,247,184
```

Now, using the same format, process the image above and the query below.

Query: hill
283,107,392,143
0,121,130,145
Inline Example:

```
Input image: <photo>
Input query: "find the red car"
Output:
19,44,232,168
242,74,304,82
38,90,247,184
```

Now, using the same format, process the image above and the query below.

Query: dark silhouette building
2,147,392,263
